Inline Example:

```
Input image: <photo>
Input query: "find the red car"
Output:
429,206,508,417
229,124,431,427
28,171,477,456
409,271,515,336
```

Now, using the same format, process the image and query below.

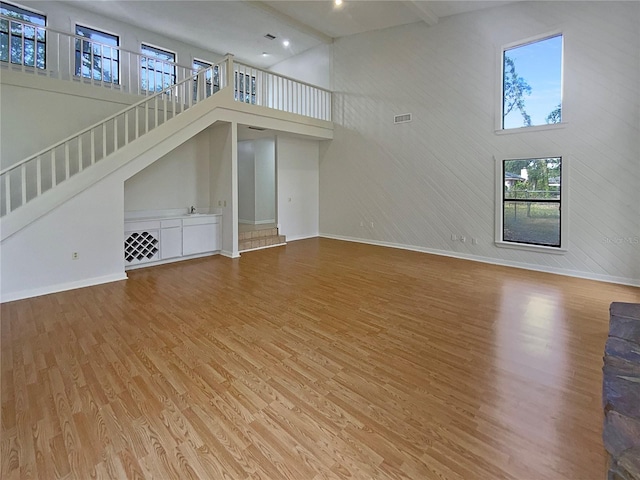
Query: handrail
235,61,331,94
0,60,225,176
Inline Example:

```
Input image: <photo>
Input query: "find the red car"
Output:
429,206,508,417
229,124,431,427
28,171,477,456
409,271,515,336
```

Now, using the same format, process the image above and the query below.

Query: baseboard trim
286,233,319,242
221,250,241,259
1,273,128,303
319,233,640,287
239,242,286,254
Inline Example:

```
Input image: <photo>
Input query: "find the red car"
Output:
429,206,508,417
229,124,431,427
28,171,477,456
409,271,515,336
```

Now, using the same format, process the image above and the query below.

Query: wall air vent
248,126,266,131
264,33,276,40
394,113,412,124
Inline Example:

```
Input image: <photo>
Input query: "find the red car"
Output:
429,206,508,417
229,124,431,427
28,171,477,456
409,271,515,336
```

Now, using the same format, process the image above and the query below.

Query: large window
501,34,563,129
140,43,176,92
0,2,46,69
498,157,564,250
192,58,219,100
75,25,119,83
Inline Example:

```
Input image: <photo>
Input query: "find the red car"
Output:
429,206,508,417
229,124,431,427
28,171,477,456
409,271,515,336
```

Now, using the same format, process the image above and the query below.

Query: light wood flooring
2,238,639,479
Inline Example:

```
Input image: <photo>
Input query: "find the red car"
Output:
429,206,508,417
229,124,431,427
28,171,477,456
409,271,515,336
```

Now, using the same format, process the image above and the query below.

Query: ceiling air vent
264,33,276,40
394,113,412,124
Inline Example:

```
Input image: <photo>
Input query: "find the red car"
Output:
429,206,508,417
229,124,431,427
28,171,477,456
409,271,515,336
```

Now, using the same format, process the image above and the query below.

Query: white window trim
495,30,566,133
74,23,121,84
494,155,569,254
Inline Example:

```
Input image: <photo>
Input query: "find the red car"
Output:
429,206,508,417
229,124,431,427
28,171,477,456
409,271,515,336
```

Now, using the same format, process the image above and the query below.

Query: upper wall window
0,2,46,69
140,43,176,92
502,34,563,129
75,25,119,84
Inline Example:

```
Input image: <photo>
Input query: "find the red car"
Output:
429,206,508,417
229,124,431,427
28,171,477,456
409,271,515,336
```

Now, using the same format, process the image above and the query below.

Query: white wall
238,140,256,223
277,135,319,241
320,1,640,285
124,130,211,213
254,138,276,224
0,175,126,301
270,44,332,91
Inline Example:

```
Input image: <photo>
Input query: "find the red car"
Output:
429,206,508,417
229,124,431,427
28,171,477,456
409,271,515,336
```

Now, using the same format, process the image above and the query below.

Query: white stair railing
0,61,227,216
234,61,331,121
0,13,200,94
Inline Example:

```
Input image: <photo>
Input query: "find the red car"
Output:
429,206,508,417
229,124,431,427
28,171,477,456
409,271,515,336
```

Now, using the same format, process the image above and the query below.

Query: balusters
78,135,83,171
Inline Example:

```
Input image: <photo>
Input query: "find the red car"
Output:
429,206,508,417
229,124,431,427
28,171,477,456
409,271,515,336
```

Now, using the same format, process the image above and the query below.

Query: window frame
0,1,46,69
496,30,565,133
494,155,568,254
74,23,120,84
140,42,176,93
192,57,219,100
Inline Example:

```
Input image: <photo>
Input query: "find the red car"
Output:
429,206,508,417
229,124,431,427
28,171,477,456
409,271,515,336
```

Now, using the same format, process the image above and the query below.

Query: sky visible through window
503,35,562,129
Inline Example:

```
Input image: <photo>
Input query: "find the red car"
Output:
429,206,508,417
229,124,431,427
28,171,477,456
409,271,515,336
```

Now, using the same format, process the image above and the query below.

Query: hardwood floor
2,238,639,479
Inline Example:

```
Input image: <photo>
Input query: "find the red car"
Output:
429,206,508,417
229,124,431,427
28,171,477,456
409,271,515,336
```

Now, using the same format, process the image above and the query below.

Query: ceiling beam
405,0,439,27
245,1,334,44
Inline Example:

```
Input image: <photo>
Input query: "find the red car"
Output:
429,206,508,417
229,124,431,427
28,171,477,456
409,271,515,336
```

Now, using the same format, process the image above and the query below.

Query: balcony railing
1,14,332,120
1,14,198,95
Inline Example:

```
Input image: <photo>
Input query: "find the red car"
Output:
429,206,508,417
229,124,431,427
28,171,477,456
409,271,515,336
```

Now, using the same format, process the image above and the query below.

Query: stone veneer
603,302,640,480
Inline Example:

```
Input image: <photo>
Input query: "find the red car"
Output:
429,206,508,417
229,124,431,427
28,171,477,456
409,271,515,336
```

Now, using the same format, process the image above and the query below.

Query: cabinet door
161,227,182,259
183,224,216,256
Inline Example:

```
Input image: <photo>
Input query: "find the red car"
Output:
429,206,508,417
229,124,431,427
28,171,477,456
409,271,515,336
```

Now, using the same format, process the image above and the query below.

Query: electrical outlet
472,238,478,245
223,200,227,207
218,200,222,206
72,252,79,260
460,236,466,243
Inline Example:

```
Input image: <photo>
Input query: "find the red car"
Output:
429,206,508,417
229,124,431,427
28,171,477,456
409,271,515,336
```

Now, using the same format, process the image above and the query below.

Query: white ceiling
62,1,512,69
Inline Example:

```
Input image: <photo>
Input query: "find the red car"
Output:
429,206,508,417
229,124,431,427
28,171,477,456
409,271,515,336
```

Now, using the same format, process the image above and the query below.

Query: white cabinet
182,216,220,256
125,214,221,269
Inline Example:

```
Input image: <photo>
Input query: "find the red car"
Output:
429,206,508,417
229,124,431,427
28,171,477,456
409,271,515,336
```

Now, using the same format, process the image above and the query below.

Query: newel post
224,53,234,90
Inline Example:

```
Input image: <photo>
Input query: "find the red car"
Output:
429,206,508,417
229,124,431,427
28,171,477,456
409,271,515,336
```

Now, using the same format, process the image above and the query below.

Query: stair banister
1,59,228,216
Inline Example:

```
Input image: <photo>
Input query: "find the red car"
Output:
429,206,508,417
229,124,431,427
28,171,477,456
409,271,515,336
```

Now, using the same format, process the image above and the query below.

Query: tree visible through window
140,43,176,92
501,157,562,248
75,25,119,83
502,35,563,129
0,2,46,69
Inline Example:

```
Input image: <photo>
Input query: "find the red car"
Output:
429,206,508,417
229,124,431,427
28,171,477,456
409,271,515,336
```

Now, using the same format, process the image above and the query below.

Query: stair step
238,227,278,241
239,234,286,252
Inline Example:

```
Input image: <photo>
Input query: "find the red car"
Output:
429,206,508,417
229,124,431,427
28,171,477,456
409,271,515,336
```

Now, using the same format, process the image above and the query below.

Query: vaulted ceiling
62,1,513,68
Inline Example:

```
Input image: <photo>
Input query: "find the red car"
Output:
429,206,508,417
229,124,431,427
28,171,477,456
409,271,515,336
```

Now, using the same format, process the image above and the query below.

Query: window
192,58,219,100
498,157,564,250
75,25,119,83
140,43,175,92
501,34,563,129
235,72,255,104
0,2,46,69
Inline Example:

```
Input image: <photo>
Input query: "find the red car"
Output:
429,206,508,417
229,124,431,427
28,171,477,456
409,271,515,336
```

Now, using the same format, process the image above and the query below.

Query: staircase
239,225,286,252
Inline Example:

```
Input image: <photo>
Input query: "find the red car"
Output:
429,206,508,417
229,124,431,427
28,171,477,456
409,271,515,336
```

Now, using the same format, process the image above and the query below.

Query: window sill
495,241,567,255
495,122,567,135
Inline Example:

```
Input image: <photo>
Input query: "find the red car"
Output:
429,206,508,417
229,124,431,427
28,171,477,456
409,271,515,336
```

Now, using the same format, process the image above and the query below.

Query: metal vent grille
264,33,276,40
394,113,412,124
124,231,159,263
